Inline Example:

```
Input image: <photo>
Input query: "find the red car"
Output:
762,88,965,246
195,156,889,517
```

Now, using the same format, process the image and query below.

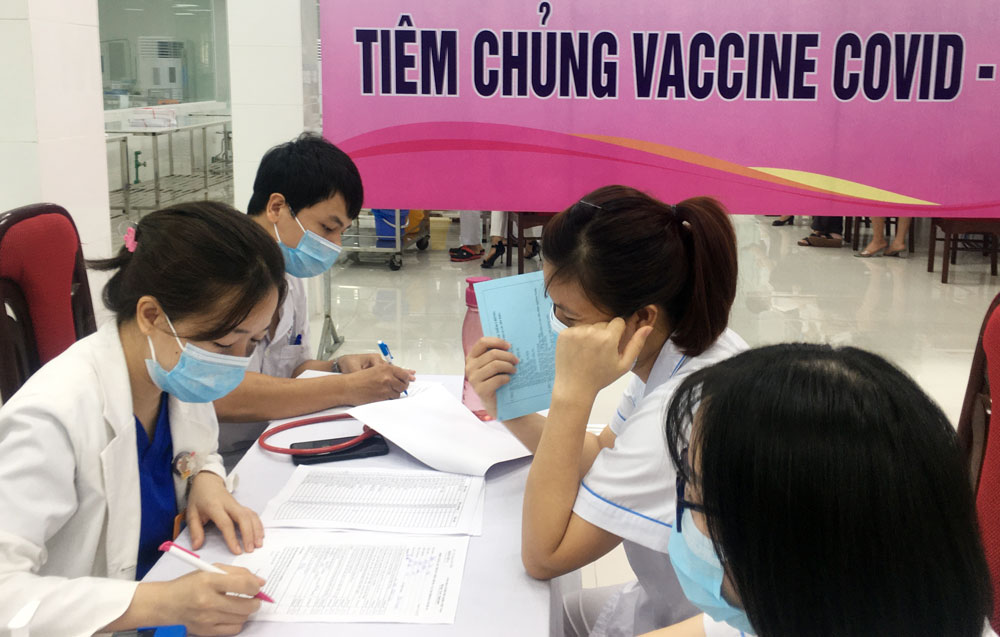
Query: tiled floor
313,213,1000,589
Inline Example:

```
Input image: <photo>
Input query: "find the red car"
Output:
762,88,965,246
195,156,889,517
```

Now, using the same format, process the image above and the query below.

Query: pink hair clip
123,226,137,253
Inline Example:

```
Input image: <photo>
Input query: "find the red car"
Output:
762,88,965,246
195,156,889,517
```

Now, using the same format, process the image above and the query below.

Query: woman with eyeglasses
645,344,995,637
466,185,746,636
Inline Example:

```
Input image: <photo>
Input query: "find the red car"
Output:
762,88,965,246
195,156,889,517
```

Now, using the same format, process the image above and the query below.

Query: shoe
855,247,886,258
450,246,483,262
481,240,505,268
884,247,907,258
798,233,843,248
772,217,794,226
449,245,481,256
524,239,541,259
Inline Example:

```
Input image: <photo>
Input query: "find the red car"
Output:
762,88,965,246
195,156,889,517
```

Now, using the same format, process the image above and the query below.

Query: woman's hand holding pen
465,336,520,420
121,568,264,636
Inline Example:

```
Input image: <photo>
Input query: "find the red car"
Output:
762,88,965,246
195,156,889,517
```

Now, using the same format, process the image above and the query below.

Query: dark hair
665,344,992,637
88,201,286,341
246,132,363,219
542,185,737,357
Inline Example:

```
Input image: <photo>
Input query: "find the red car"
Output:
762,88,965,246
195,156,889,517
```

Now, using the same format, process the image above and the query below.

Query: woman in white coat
466,186,745,636
0,202,286,636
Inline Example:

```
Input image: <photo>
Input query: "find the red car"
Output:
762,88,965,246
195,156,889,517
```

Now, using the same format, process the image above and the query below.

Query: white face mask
549,306,570,334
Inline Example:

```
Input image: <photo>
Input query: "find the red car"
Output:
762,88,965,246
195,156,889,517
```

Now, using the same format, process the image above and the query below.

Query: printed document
474,271,557,420
260,465,484,535
348,382,530,475
234,530,469,624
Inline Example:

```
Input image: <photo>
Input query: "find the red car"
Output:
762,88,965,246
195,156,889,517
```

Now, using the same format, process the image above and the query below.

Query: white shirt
0,322,225,636
218,273,311,461
247,273,311,378
572,329,749,636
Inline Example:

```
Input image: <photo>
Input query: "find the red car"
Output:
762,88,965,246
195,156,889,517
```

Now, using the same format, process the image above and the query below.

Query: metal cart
105,116,233,220
340,209,430,270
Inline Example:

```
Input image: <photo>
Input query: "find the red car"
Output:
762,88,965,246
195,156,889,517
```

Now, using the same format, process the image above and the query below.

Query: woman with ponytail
0,201,285,635
466,185,746,636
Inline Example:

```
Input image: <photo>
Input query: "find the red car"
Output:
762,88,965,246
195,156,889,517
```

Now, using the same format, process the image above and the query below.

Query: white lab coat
0,321,226,636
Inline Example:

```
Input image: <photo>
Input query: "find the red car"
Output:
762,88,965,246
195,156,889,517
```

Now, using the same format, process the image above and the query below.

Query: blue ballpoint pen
377,340,407,395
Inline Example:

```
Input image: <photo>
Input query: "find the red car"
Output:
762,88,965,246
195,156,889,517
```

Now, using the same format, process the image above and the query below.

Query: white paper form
474,271,557,420
348,382,530,475
234,530,469,624
260,465,485,535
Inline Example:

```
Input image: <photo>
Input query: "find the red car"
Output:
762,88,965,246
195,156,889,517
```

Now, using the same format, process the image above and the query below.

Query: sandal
799,233,843,248
855,247,885,258
450,246,483,262
524,239,541,260
481,240,505,268
884,247,907,258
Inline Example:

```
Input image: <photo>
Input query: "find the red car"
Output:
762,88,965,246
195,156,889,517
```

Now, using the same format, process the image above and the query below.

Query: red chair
958,291,1000,631
0,203,96,401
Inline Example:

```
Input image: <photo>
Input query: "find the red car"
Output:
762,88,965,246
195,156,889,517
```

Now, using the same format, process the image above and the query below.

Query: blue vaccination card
474,272,557,420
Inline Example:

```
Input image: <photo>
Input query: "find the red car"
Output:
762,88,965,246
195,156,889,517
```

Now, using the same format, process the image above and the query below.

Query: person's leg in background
482,210,507,268
450,210,484,261
799,215,843,247
886,217,912,257
858,217,889,257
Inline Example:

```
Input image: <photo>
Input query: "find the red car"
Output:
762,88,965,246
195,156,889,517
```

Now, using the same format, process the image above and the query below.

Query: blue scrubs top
135,394,177,580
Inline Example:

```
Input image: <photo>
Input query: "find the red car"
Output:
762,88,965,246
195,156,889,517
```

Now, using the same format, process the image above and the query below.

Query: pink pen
158,541,275,603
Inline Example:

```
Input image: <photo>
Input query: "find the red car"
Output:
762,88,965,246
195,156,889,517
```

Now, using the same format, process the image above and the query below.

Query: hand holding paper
473,272,558,420
463,336,520,419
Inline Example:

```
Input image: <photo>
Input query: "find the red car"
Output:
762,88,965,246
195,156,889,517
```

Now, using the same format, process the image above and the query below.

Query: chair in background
0,203,96,402
957,290,1000,632
927,217,1000,283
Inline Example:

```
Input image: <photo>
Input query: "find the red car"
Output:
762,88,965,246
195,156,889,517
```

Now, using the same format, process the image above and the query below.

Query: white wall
0,0,113,319
227,0,306,213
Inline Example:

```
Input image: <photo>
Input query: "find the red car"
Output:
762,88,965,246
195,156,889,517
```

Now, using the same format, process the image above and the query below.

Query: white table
145,376,577,635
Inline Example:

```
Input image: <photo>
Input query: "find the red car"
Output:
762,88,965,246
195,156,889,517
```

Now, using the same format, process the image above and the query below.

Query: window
98,0,230,110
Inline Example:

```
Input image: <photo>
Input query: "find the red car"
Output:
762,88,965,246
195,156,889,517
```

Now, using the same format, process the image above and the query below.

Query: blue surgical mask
145,314,252,403
549,306,569,334
275,213,341,278
668,510,755,635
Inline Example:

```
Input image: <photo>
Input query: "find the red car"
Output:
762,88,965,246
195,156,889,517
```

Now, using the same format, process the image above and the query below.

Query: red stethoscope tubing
257,413,376,456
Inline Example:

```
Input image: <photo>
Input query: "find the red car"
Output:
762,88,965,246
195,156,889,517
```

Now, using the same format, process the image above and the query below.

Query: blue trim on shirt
671,356,688,377
580,480,673,529
615,409,627,423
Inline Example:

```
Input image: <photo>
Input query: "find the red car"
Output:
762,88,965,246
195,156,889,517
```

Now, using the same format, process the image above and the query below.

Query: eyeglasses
675,445,710,533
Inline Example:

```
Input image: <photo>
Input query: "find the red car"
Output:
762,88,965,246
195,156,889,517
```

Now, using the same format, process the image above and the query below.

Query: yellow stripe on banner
749,167,939,206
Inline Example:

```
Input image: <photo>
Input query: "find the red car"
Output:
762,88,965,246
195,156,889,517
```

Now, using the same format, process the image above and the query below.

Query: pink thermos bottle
462,276,492,419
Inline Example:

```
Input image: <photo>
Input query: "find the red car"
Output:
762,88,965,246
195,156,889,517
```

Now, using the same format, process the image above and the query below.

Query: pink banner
321,1,1000,216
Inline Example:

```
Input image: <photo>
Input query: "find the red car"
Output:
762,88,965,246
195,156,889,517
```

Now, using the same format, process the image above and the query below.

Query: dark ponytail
542,185,737,356
88,201,286,341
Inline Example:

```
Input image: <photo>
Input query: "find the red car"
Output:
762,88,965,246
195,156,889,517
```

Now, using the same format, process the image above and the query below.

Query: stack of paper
261,466,485,536
239,465,483,625
233,530,468,624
